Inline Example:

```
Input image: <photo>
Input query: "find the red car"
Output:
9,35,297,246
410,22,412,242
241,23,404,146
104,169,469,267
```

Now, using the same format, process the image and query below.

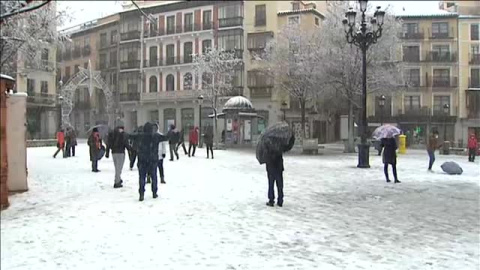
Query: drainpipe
140,15,144,94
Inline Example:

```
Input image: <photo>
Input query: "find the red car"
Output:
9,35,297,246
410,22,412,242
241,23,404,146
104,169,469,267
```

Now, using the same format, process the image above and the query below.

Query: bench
449,147,466,155
302,139,325,155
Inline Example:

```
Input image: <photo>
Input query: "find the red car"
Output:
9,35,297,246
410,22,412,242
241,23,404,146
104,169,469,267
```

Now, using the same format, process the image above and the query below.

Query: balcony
470,53,480,65
432,76,457,88
120,60,140,70
250,87,272,98
219,17,243,28
176,25,183,34
202,21,213,30
120,31,140,41
141,89,204,102
400,31,424,40
469,77,480,88
26,93,56,106
402,54,421,62
73,48,81,58
120,92,140,102
166,27,175,35
24,60,55,72
82,45,91,57
425,52,456,62
222,49,243,59
144,58,160,68
184,24,193,32
430,28,454,39
466,91,480,119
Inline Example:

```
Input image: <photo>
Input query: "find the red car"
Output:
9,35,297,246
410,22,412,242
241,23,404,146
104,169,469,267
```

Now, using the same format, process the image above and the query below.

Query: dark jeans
92,159,98,171
384,163,398,181
65,142,71,157
170,143,179,160
53,147,64,158
267,168,284,204
468,148,476,162
158,159,164,180
128,150,137,169
206,143,213,158
138,161,157,195
188,143,197,157
427,150,435,170
71,145,75,157
177,141,188,155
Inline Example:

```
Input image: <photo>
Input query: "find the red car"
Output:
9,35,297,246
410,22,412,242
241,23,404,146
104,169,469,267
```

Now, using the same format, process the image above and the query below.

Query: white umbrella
372,125,401,140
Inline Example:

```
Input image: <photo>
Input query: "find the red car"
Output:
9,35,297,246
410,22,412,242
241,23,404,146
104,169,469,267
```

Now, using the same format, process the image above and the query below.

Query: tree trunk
300,99,306,139
346,99,356,153
213,94,218,149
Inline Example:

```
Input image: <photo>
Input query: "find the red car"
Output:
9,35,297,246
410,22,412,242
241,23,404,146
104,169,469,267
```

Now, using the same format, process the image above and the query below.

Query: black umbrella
87,124,111,140
256,122,295,164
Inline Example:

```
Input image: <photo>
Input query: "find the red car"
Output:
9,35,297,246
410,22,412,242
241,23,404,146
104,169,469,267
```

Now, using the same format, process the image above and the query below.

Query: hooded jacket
135,122,167,164
106,127,130,155
468,135,478,149
189,127,199,145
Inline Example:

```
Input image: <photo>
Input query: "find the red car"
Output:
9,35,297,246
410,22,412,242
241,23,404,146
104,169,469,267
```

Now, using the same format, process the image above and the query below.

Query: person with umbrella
256,122,295,207
87,127,103,172
380,136,400,183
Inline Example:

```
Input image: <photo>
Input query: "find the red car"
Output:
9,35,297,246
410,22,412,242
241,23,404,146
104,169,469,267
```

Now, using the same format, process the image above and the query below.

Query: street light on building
342,0,385,168
443,103,449,141
379,95,386,125
198,94,204,147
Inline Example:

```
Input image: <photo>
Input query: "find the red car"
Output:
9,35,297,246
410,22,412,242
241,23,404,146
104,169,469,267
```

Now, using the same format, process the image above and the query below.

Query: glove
162,154,166,158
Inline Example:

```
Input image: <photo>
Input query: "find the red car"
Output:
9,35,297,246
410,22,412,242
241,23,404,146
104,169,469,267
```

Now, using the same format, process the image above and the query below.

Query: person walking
88,127,103,172
128,126,142,170
427,131,441,171
381,136,400,183
167,124,180,161
176,129,188,156
155,124,167,184
134,122,167,201
265,150,286,207
70,127,77,157
53,128,65,158
204,126,214,159
188,126,199,157
105,123,131,188
467,133,478,162
64,127,72,158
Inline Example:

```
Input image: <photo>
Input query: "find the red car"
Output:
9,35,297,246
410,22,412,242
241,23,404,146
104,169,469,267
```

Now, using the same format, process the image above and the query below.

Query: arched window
202,72,212,89
149,76,157,93
183,73,192,90
166,74,175,91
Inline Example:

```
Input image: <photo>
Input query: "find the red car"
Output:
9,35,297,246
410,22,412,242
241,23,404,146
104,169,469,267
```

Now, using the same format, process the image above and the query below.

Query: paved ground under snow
1,144,479,270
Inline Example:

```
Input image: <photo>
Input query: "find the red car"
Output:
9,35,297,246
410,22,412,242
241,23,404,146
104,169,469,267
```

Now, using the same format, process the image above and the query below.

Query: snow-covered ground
1,144,479,270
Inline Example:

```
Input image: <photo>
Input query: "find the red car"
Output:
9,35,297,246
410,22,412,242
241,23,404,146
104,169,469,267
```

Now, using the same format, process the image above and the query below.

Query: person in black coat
128,126,142,170
105,124,131,188
167,125,180,161
381,137,400,183
265,135,294,207
131,122,167,201
176,128,188,156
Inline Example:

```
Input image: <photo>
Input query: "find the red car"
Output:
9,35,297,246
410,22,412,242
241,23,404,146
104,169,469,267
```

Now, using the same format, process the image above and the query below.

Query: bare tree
264,23,324,140
0,0,69,76
319,1,405,152
193,47,242,148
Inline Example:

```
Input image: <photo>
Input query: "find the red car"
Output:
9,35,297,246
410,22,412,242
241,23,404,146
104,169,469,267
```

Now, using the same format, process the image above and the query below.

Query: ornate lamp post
443,103,449,141
342,0,385,168
198,94,204,148
379,95,385,125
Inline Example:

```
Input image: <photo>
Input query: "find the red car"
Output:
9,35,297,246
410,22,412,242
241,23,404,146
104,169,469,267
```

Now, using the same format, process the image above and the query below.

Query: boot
153,193,158,199
266,201,274,207
277,202,283,207
160,178,166,184
139,193,144,201
394,179,401,184
113,183,123,189
386,179,391,183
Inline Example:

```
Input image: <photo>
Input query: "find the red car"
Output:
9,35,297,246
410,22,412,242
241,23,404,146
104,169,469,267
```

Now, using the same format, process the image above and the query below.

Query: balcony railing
176,25,183,34
219,17,243,28
26,93,56,106
141,89,205,101
470,53,480,65
430,28,454,39
120,31,140,41
184,24,193,32
73,48,81,58
166,27,175,35
432,76,458,88
400,32,424,39
120,60,140,70
120,92,140,102
203,21,213,30
166,56,176,65
402,54,421,62
24,60,55,71
250,87,272,98
82,46,91,57
469,77,480,88
144,58,159,68
426,52,456,62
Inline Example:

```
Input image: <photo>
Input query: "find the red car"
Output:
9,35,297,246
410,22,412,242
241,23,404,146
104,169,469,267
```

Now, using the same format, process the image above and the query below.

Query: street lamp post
281,101,288,121
343,0,385,168
198,95,204,148
57,80,63,129
443,103,449,142
379,95,385,126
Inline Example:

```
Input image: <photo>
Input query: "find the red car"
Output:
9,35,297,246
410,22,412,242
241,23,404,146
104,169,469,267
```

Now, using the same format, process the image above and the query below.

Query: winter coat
157,132,167,160
468,135,478,149
70,129,77,146
381,137,397,165
134,122,167,165
56,131,65,148
88,131,102,161
266,153,284,172
106,128,130,155
167,129,180,145
427,135,440,151
179,129,185,143
204,128,214,145
189,128,199,145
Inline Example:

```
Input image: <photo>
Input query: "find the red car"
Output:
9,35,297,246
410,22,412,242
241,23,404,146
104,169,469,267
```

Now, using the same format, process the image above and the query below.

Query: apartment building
57,14,120,136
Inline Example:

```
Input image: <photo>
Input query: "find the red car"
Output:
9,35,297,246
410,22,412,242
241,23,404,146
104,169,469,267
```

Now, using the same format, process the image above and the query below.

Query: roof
0,74,15,82
396,8,458,19
223,96,254,111
277,8,325,19
459,15,480,19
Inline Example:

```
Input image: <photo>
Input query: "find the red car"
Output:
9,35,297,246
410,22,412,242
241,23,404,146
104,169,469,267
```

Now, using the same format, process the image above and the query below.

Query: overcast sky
57,1,443,30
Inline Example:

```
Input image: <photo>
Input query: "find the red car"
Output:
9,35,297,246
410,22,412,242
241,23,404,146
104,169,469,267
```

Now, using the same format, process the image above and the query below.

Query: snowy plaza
1,143,479,270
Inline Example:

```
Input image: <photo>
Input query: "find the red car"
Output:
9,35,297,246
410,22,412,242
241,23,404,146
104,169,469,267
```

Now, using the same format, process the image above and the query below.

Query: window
402,45,420,61
149,21,158,35
202,73,212,89
202,39,212,54
219,3,243,19
473,44,480,55
433,69,450,87
109,51,117,67
41,48,49,61
150,110,159,123
405,68,420,87
292,2,300,10
84,36,90,47
149,76,157,93
218,29,244,51
403,23,418,34
27,79,35,96
471,68,480,87
120,43,140,63
40,81,48,95
183,73,192,90
432,44,450,60
149,46,158,65
247,32,273,50
167,16,175,34
404,95,421,112
315,17,320,26
74,64,79,74
203,10,212,30
255,5,266,26
184,13,193,32
65,66,71,79
166,74,175,91
433,96,450,114
111,30,118,44
432,22,449,37
248,71,273,87
288,16,300,25
100,33,107,47
184,42,193,63
99,54,106,69
471,24,479,41
166,44,175,65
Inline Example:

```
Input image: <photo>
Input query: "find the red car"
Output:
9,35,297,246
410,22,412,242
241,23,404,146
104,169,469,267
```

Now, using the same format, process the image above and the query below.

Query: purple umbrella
372,125,401,140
